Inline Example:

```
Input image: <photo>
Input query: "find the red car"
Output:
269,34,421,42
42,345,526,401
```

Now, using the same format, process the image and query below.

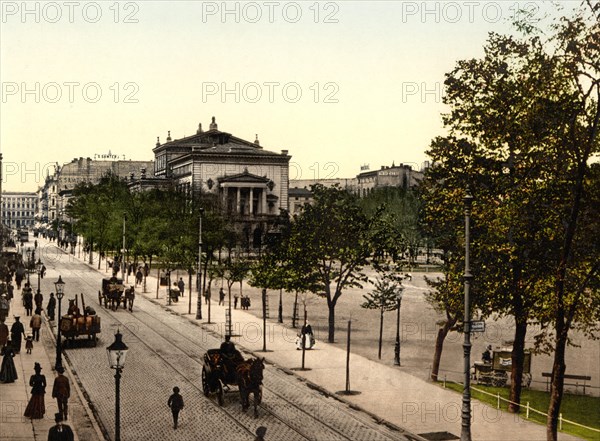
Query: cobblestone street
44,244,419,441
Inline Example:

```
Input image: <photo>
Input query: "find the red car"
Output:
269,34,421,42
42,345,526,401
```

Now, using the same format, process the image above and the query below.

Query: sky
0,0,581,192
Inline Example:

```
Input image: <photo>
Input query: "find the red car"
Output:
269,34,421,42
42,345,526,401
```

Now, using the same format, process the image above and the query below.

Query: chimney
166,130,172,142
197,123,203,134
254,134,261,148
209,116,218,130
156,137,160,147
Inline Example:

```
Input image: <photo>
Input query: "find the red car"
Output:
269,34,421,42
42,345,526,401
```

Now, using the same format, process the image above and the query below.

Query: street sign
470,320,485,333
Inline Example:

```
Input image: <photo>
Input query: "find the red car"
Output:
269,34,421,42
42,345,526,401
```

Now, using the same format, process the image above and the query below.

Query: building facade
146,117,291,249
1,191,38,229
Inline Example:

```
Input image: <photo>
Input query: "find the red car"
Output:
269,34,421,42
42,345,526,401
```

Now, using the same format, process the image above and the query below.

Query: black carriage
201,348,264,416
99,277,127,310
473,347,532,387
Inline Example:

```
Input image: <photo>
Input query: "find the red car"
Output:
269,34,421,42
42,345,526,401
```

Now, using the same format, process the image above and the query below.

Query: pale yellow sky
0,1,577,191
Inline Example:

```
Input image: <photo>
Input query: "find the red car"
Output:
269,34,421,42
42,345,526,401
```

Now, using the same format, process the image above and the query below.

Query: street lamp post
36,259,43,296
121,213,126,282
26,249,31,284
107,330,128,441
195,208,204,319
461,189,474,441
54,275,65,371
394,285,404,366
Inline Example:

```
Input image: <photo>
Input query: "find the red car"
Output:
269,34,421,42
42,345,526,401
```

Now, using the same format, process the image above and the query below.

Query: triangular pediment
217,169,270,184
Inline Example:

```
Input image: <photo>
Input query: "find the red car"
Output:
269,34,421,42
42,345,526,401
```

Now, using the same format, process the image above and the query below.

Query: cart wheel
202,367,209,396
217,382,224,406
492,371,508,387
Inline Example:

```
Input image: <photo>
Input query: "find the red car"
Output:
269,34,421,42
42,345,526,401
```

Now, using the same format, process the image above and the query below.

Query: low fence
438,375,600,435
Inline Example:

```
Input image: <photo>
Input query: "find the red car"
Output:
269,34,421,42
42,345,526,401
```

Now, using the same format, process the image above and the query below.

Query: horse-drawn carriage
60,294,101,346
201,344,264,416
472,346,532,387
99,277,135,311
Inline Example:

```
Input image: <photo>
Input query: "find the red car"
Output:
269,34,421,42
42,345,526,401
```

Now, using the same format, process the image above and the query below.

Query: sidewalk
77,244,582,441
0,257,102,441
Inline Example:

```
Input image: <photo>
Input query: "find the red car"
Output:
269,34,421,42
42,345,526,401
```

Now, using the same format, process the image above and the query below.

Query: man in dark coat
34,292,44,311
47,293,56,321
23,286,33,316
47,413,74,441
10,316,25,353
52,366,70,421
177,278,185,298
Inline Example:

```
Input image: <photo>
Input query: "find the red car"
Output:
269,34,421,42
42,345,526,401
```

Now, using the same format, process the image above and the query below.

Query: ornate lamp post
36,258,43,295
26,249,31,284
461,189,474,441
394,284,404,366
107,330,128,441
54,275,65,371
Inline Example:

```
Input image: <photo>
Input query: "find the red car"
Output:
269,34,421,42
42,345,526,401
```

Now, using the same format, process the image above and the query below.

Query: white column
236,187,241,214
249,187,254,215
262,188,267,214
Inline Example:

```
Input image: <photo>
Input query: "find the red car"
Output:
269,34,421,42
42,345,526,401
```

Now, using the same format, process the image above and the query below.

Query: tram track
51,246,416,441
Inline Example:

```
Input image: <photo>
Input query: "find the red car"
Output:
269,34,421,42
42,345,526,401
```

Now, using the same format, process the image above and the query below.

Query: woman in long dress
0,342,18,383
24,362,46,419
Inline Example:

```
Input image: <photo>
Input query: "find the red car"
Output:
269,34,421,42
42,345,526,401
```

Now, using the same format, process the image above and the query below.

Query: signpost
470,320,485,333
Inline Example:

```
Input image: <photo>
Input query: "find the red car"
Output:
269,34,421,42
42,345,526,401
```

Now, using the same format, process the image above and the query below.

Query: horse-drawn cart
201,347,264,416
99,277,126,310
473,347,532,387
60,294,101,346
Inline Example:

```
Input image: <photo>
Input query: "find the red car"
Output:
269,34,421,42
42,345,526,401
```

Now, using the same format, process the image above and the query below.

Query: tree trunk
378,307,384,359
508,318,527,413
292,291,298,328
546,323,567,441
328,303,335,343
431,317,456,381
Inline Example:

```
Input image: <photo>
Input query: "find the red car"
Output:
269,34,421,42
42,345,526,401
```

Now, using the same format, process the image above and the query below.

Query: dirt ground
233,269,600,397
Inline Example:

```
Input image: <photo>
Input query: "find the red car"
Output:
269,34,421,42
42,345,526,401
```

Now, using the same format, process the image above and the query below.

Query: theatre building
147,117,291,249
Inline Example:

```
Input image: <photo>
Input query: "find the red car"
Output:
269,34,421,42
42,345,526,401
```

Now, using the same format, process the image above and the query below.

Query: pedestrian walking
47,293,56,321
25,335,33,354
52,366,70,421
47,412,74,441
255,426,267,441
234,294,238,309
41,265,46,279
0,320,8,347
30,310,42,342
34,291,44,311
135,269,143,287
219,288,225,306
177,278,185,298
10,316,25,353
7,283,14,300
0,342,18,383
205,288,211,305
24,362,47,419
167,386,184,429
0,294,9,322
23,285,33,316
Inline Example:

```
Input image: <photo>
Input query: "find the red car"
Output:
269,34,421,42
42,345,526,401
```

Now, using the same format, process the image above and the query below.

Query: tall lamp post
26,249,31,284
107,330,128,441
195,208,204,319
36,259,43,295
121,213,126,282
54,275,65,371
461,189,474,441
394,284,404,366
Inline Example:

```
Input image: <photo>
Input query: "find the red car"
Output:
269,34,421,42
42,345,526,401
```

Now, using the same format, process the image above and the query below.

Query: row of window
1,211,35,217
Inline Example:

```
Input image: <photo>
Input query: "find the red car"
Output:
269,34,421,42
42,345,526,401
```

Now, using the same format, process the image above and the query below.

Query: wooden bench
542,372,592,394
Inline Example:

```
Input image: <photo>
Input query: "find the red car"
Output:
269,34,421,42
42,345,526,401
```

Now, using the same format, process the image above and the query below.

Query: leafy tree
361,264,403,359
279,184,376,343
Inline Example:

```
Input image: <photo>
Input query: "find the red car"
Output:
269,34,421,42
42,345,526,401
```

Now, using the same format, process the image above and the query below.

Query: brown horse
235,358,264,417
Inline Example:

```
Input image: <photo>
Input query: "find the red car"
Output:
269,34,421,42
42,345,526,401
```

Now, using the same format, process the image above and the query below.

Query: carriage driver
220,336,243,382
482,345,492,364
